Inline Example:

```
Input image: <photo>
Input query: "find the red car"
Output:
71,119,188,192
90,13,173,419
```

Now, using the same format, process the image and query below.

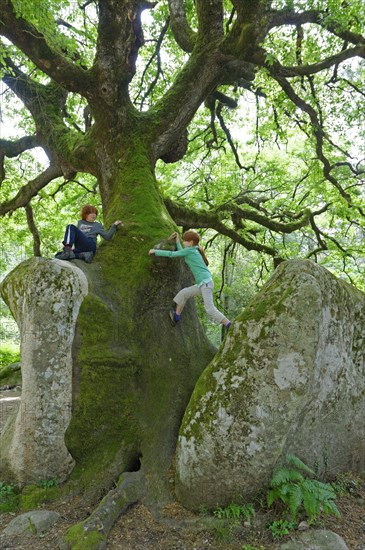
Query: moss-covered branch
0,0,94,94
168,0,196,52
164,198,333,261
164,198,280,258
269,8,365,46
150,2,267,161
2,59,96,174
151,52,224,161
273,46,365,77
1,56,65,119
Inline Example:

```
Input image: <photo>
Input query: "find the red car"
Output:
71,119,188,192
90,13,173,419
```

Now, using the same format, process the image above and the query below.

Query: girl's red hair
183,230,209,266
81,204,98,220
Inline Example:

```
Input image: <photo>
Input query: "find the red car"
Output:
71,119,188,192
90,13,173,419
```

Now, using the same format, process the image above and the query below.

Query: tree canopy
0,0,364,288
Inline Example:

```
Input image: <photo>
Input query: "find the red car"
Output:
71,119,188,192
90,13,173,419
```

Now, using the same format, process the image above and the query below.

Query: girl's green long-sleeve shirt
154,242,212,286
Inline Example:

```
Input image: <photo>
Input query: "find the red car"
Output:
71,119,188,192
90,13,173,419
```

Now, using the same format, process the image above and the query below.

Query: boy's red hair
81,204,98,220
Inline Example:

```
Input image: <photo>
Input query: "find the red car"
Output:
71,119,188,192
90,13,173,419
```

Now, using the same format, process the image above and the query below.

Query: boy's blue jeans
62,224,96,254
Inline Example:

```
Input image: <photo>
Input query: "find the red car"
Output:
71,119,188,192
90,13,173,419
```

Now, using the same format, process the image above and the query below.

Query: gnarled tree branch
0,135,39,183
274,45,365,77
94,0,147,92
0,0,93,94
269,8,365,46
164,198,280,258
271,71,352,203
135,17,170,109
0,135,39,157
0,164,64,216
1,55,67,121
225,204,313,233
196,0,224,44
168,0,196,52
25,204,42,257
1,58,96,175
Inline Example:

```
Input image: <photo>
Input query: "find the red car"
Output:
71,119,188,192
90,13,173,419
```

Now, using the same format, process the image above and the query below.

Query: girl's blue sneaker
168,308,179,327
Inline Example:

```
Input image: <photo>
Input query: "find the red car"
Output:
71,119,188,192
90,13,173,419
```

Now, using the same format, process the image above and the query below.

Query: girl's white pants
173,281,228,324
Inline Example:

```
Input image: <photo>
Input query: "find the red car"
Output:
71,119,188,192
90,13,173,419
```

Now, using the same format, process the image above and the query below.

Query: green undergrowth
213,502,256,524
19,482,61,510
196,457,353,546
0,362,21,386
0,341,20,374
267,519,296,539
0,480,61,513
0,482,19,512
267,454,340,524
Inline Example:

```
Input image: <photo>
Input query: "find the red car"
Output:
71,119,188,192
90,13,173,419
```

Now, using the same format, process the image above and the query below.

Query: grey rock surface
1,510,60,538
278,528,348,549
176,260,365,508
0,258,88,483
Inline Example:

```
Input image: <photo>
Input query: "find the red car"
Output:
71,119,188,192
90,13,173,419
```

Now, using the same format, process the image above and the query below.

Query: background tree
0,0,364,542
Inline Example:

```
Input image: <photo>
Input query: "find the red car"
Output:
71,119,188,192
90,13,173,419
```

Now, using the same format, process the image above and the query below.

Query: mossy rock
176,260,365,509
0,362,21,386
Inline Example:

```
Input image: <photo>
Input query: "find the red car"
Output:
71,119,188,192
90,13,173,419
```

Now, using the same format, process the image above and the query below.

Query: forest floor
0,472,364,549
0,387,364,549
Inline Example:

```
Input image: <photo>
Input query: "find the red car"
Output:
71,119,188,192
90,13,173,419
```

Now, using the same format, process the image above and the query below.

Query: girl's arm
168,231,182,250
148,248,188,258
148,231,183,256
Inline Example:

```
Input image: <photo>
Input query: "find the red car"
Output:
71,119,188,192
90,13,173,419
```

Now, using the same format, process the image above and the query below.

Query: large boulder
0,258,88,483
176,260,365,509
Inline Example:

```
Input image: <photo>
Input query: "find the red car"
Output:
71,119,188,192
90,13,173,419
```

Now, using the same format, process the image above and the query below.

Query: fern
285,454,315,475
267,454,340,523
287,484,303,519
213,502,256,525
270,467,304,487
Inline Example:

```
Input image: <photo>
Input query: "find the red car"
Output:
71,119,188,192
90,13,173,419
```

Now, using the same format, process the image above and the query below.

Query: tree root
61,470,146,550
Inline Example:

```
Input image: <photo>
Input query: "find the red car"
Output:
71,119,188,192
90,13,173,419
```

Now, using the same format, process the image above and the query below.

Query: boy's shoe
168,308,177,327
77,251,94,263
54,247,75,260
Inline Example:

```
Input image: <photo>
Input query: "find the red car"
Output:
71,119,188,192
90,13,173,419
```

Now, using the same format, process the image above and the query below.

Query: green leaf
285,454,315,475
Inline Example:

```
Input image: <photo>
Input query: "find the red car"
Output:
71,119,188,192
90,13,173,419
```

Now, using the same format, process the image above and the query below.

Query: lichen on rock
0,257,88,483
175,260,365,509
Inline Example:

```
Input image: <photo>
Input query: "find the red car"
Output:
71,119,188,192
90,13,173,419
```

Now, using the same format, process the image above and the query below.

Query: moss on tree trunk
64,141,216,503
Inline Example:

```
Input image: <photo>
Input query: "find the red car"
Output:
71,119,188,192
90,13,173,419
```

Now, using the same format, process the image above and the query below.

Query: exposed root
62,470,145,550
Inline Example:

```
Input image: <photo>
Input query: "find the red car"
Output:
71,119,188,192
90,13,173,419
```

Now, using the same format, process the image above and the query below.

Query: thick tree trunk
65,139,216,505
